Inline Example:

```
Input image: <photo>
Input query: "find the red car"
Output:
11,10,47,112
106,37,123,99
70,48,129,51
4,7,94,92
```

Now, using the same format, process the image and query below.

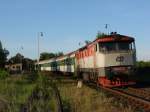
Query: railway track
141,87,150,92
108,87,150,112
123,87,150,101
85,82,150,112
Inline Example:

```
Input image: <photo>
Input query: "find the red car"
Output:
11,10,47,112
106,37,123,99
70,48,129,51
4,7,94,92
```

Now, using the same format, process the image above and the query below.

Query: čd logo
116,56,124,62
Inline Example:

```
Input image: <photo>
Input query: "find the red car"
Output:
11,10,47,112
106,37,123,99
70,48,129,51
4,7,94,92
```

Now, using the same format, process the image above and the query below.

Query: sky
0,0,150,61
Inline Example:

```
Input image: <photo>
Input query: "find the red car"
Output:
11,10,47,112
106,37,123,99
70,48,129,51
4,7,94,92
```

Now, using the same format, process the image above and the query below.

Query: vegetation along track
55,75,150,112
20,75,63,112
44,73,150,112
51,82,63,112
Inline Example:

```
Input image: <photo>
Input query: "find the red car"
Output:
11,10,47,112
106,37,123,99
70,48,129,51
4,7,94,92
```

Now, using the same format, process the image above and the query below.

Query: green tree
55,52,63,57
40,52,55,61
40,52,64,61
96,32,107,39
22,58,34,71
136,61,150,67
9,53,24,64
0,41,9,68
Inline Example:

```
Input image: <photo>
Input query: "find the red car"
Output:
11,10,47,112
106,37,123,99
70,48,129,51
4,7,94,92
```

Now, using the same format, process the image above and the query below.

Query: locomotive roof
95,34,134,43
78,34,134,51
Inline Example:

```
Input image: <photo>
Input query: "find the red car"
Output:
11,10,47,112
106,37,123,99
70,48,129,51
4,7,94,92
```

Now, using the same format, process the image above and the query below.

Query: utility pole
105,24,110,34
37,32,43,73
105,24,108,29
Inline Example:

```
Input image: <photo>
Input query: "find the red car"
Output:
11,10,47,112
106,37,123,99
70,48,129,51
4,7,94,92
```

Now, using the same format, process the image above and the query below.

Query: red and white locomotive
76,32,136,87
37,32,136,87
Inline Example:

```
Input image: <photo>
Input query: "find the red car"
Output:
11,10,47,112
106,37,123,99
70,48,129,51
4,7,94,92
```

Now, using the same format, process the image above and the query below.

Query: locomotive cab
95,34,136,87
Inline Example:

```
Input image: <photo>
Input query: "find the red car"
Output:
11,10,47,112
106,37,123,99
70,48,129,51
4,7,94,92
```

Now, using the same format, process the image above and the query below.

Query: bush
96,32,108,39
0,69,9,79
24,71,39,83
136,61,150,68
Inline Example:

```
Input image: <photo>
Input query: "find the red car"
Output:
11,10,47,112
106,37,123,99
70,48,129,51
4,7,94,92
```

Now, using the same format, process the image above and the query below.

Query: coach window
89,49,91,55
96,43,99,52
95,44,97,51
86,50,88,56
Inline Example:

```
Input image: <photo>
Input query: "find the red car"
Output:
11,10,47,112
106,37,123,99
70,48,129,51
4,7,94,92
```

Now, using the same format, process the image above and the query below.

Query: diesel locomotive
36,32,136,87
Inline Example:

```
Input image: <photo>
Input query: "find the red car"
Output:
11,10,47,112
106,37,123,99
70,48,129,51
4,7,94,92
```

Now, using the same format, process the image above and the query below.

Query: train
35,32,136,87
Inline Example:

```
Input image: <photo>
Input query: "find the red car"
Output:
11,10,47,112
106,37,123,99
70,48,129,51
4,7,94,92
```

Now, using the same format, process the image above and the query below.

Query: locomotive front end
96,34,136,87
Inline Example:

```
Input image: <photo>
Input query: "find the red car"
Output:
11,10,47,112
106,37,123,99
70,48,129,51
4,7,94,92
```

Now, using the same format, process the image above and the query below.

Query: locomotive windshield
99,42,135,52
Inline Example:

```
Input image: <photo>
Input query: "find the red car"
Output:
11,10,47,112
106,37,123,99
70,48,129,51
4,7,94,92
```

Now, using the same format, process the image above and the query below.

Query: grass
0,75,36,112
0,72,137,112
56,79,135,112
27,87,58,112
26,74,58,112
0,74,58,112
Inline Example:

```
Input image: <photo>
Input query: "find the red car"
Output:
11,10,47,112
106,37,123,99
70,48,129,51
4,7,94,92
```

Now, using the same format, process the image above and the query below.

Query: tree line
0,40,65,70
136,61,150,68
39,52,63,61
0,41,9,68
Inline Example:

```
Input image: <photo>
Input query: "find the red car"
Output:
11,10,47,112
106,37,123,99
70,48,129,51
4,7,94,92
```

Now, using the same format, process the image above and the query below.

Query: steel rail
127,87,150,101
101,86,150,112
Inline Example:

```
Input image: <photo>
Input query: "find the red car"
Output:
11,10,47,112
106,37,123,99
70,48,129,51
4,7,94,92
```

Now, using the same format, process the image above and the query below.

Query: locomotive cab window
99,41,135,52
99,42,116,52
118,42,130,50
